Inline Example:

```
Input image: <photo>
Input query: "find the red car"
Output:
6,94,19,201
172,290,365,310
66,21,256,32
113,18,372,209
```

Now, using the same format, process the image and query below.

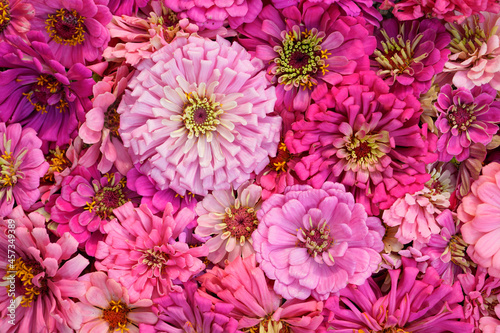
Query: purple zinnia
238,2,376,112
0,122,48,216
0,32,93,150
30,0,112,67
372,18,451,98
435,83,500,162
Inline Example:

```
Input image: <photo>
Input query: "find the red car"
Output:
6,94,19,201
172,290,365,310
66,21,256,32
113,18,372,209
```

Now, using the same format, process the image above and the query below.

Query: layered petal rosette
253,182,384,301
238,2,376,111
118,35,281,196
459,162,500,278
435,84,500,162
286,72,438,215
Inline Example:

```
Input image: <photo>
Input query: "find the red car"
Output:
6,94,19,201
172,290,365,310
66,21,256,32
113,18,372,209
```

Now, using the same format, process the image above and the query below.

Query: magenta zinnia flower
459,162,500,278
198,255,324,332
118,35,281,196
435,84,500,162
372,18,451,98
0,123,48,216
0,32,93,149
0,0,34,41
0,207,89,332
76,272,158,333
325,260,473,332
253,182,384,301
107,0,148,15
286,71,438,215
30,0,112,67
238,3,376,112
95,202,208,303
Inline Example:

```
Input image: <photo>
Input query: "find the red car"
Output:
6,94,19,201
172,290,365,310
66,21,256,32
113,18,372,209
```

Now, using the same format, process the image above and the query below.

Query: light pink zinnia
480,306,500,333
0,122,49,216
118,35,281,196
459,162,500,278
253,182,384,301
76,272,158,333
195,181,262,264
445,13,500,90
0,206,89,332
95,202,208,303
0,0,34,41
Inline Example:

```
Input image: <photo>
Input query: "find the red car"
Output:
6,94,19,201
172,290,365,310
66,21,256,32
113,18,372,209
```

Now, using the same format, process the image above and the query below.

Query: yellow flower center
45,8,86,46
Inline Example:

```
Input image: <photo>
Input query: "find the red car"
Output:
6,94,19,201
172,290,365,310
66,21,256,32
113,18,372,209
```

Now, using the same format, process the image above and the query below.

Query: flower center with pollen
447,15,488,60
343,130,390,170
243,314,291,333
447,234,475,269
373,28,426,79
105,100,121,137
0,147,23,189
140,248,169,276
181,91,223,138
224,205,259,243
9,258,47,307
273,26,331,90
102,300,131,333
43,147,71,183
84,174,128,219
297,218,334,261
0,0,11,33
23,75,68,113
447,103,480,132
46,8,85,46
268,142,291,173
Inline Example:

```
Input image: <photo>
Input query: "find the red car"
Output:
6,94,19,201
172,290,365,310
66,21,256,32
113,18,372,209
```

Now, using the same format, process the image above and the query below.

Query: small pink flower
0,0,35,41
95,202,208,303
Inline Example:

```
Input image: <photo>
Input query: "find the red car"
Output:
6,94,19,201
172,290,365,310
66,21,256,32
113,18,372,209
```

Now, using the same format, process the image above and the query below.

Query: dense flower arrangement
3,0,500,332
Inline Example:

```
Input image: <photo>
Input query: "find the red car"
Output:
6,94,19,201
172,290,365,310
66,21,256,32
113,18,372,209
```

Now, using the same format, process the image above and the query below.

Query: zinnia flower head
0,122,48,216
445,13,500,90
118,35,281,196
152,281,239,333
76,271,158,333
0,206,89,332
253,182,384,301
95,202,208,303
0,0,34,41
286,71,438,215
372,18,451,98
0,32,93,149
198,255,324,332
325,259,473,332
30,0,112,67
238,2,376,112
107,0,148,15
459,162,500,278
435,84,500,162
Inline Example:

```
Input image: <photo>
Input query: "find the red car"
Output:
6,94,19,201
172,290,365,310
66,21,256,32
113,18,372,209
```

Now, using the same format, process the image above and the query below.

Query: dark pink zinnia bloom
435,84,500,162
107,0,148,15
286,71,437,215
30,0,112,67
325,259,473,332
372,18,450,99
48,166,138,256
0,32,93,150
238,2,376,112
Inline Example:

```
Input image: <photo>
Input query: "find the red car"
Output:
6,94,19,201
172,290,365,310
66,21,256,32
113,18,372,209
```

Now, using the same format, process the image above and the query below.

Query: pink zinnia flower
79,65,134,176
0,207,89,332
286,71,438,215
0,0,34,41
30,0,112,67
167,0,262,30
107,0,148,15
253,182,384,301
95,202,208,303
435,84,500,162
383,163,457,244
445,13,500,89
151,281,239,333
198,255,324,332
195,181,262,264
372,18,450,98
76,272,158,333
459,162,500,278
118,35,281,196
325,259,473,332
238,3,376,112
480,307,500,333
0,123,48,216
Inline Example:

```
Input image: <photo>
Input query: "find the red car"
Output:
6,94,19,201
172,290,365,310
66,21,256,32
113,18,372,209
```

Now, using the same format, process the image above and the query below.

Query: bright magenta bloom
95,202,208,303
118,35,281,196
0,0,34,41
253,182,384,301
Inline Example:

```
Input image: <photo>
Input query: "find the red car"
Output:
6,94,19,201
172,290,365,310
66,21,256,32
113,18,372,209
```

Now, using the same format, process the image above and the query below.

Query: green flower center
273,27,331,90
182,92,223,137
343,131,390,169
447,15,490,58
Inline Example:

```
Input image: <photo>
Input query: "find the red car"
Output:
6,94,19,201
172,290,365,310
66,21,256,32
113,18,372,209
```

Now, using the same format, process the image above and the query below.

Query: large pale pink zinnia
118,35,281,196
253,182,384,301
